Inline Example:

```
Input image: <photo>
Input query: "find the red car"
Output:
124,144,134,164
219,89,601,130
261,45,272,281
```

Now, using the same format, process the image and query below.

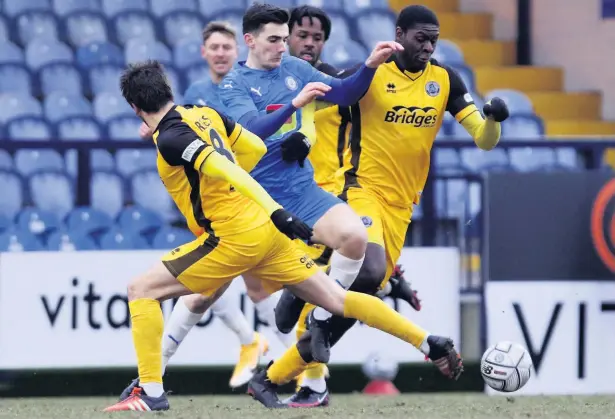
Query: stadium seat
0,230,44,251
102,0,148,18
151,226,195,249
0,93,43,124
0,16,7,41
112,11,157,47
449,119,473,140
4,0,51,17
53,0,101,16
502,115,544,139
106,115,143,141
56,116,103,140
328,12,351,41
63,12,109,48
199,0,245,16
91,150,115,171
25,39,73,70
130,170,178,222
38,62,84,96
0,64,33,95
0,151,13,170
15,149,64,176
344,0,390,16
16,11,60,46
509,147,557,172
91,171,125,219
355,10,396,50
150,0,197,18
16,207,61,236
484,89,534,115
247,0,293,6
125,38,173,66
116,150,157,176
461,148,510,173
0,170,24,221
0,214,11,233
432,40,465,65
76,41,124,68
93,92,134,122
117,206,163,236
162,12,204,47
435,179,467,219
434,148,464,175
451,64,475,92
556,148,580,170
0,42,25,63
100,227,149,250
29,171,75,220
209,11,243,38
88,64,122,95
66,206,113,236
7,116,53,141
47,230,98,250
321,40,368,68
303,0,343,12
44,92,92,123
165,65,184,95
184,63,209,85
173,39,204,69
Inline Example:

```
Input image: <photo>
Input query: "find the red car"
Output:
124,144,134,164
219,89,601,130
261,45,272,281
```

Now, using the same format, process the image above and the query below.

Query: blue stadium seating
0,93,43,123
4,0,52,18
184,63,209,85
116,149,157,176
100,227,149,250
0,214,11,233
56,116,103,140
345,0,391,16
66,206,113,235
90,150,116,171
355,9,396,50
102,0,149,18
327,12,351,41
38,62,84,96
303,0,343,13
16,207,61,236
44,92,92,122
0,42,25,63
461,148,510,173
63,12,109,48
47,230,98,250
91,170,125,218
16,11,60,46
106,115,143,140
199,0,245,17
0,151,13,170
150,0,197,18
502,115,544,138
130,170,178,222
117,206,162,236
485,89,534,115
435,179,467,219
29,171,75,219
53,0,101,17
0,64,33,95
124,38,172,65
161,12,204,47
25,39,73,70
0,16,7,41
7,116,53,140
88,63,122,95
76,41,124,68
0,230,44,251
93,92,133,122
322,40,368,68
434,149,464,175
174,39,204,69
152,226,194,249
112,11,157,46
433,40,465,65
509,147,557,172
15,149,64,175
0,171,24,221
247,0,293,7
452,64,475,92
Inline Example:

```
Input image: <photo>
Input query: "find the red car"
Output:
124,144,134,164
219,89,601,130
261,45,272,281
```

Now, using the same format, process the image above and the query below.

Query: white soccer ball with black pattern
480,341,533,392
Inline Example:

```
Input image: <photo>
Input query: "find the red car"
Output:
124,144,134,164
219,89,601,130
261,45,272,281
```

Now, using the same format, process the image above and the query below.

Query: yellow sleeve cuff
193,147,214,171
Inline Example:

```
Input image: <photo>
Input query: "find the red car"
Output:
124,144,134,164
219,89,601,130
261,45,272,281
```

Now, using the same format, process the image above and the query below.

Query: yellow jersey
336,57,476,208
153,105,269,237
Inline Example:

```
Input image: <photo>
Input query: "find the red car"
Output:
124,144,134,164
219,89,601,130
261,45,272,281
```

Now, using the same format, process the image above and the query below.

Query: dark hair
202,21,237,44
288,5,331,40
242,2,290,35
396,5,439,31
119,60,173,113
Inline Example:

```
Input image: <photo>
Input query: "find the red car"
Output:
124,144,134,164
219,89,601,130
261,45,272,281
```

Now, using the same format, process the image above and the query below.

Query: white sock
420,336,430,356
161,297,204,374
255,295,296,347
211,289,255,346
313,251,364,321
302,376,327,393
141,382,164,398
375,281,392,298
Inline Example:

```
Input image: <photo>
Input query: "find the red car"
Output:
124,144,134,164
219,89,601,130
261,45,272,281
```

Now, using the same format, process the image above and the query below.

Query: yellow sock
344,291,428,349
295,302,314,340
305,362,327,379
266,345,308,385
296,303,326,382
129,298,164,384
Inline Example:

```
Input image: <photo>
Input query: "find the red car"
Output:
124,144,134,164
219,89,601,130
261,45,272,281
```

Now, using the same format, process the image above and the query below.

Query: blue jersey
182,78,225,110
218,55,333,198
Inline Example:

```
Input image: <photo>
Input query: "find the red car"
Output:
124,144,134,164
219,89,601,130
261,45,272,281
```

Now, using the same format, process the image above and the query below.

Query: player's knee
351,257,387,295
336,223,368,259
127,275,152,301
183,293,210,313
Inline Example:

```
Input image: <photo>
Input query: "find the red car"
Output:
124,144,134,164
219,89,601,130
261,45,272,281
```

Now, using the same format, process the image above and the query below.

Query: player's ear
200,44,206,59
244,32,256,49
395,27,404,43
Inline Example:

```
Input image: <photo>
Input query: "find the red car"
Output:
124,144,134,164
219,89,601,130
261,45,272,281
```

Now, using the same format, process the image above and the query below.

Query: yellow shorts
346,187,412,288
161,221,317,297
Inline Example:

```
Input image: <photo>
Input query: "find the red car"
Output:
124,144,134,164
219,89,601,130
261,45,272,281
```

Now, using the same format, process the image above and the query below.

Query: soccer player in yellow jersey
252,5,509,408
104,60,463,412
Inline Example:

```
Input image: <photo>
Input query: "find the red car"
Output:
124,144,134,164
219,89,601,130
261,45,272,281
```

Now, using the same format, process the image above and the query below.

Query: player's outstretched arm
460,105,505,151
200,152,313,241
230,126,268,172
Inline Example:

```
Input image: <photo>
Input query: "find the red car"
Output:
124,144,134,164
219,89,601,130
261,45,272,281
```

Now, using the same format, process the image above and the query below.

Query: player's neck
245,54,267,70
143,102,175,131
209,70,224,85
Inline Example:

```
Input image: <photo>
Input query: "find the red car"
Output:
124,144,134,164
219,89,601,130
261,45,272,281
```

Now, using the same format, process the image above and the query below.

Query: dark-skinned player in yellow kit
250,4,509,408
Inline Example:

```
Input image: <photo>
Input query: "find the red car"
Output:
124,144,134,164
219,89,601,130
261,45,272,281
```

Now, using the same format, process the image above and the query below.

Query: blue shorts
276,183,344,228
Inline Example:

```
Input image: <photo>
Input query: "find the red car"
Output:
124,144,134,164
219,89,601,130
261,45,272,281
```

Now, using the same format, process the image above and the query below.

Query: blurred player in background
256,5,510,408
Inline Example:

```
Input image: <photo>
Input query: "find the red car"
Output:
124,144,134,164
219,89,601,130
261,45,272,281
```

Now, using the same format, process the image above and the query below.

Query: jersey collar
153,104,178,135
392,55,427,81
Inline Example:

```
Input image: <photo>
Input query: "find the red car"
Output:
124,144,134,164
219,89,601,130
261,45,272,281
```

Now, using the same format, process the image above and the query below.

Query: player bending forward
251,4,510,408
103,60,464,413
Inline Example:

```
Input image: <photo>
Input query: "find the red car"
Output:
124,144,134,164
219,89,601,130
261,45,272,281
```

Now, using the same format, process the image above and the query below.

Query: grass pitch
1,394,613,418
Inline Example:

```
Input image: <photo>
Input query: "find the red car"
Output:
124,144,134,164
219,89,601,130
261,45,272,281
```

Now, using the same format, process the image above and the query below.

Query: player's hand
483,97,509,122
270,208,313,241
281,132,311,167
292,82,331,108
139,122,154,139
365,41,404,68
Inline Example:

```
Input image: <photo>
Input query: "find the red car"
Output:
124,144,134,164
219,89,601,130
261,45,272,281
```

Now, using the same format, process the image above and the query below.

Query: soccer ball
361,352,399,381
481,341,533,392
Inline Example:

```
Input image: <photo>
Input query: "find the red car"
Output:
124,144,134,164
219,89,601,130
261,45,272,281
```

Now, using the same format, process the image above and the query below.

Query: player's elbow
474,135,500,151
253,137,268,160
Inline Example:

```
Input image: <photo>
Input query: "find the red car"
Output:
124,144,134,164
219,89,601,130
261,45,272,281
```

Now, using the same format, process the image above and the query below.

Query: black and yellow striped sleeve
443,65,479,123
217,110,243,146
157,123,214,170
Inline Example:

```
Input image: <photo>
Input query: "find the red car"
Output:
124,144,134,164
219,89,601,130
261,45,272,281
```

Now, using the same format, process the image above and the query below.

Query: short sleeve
157,123,213,170
444,65,477,120
217,72,259,123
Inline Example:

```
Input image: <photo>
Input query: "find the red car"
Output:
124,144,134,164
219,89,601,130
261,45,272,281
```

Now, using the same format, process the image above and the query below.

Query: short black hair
242,2,290,35
396,5,439,31
289,5,331,40
120,60,173,113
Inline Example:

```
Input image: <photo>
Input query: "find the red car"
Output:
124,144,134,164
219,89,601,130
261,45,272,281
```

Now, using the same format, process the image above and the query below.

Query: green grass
0,394,613,418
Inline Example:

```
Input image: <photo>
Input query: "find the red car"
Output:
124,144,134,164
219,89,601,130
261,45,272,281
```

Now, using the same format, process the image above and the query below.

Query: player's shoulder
282,55,315,75
428,58,462,83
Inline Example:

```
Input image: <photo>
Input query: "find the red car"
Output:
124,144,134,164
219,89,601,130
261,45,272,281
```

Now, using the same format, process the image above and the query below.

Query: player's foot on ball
275,289,306,334
119,377,139,401
306,310,331,363
388,264,422,311
426,335,464,380
247,363,288,409
230,332,269,389
104,386,169,412
284,386,330,408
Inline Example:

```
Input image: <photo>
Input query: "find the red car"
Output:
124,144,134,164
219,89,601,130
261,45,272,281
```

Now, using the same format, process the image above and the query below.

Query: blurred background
0,0,614,398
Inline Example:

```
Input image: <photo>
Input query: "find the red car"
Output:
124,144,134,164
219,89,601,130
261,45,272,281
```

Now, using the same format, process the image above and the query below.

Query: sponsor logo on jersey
384,106,438,128
425,81,440,97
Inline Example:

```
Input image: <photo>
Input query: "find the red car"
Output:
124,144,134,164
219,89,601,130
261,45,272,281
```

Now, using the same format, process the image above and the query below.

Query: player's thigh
128,261,194,302
381,206,413,286
161,233,252,297
286,269,346,316
242,274,270,303
345,188,386,249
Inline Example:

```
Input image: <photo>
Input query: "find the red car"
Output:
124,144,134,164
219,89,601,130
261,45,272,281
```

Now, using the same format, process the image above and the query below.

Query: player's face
201,32,238,78
396,23,439,72
288,16,326,66
245,23,289,70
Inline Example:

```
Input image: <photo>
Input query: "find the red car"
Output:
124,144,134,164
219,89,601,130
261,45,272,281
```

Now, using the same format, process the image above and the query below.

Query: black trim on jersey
184,164,213,235
392,55,426,82
430,60,475,117
219,111,237,137
336,106,351,167
163,234,220,277
339,102,362,202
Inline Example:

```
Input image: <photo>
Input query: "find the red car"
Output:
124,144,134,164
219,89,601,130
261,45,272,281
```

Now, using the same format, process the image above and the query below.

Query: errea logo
384,106,438,128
